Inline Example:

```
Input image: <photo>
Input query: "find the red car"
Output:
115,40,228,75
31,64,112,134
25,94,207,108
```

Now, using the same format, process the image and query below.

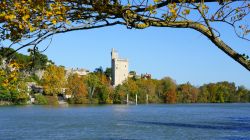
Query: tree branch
135,0,240,12
128,15,250,71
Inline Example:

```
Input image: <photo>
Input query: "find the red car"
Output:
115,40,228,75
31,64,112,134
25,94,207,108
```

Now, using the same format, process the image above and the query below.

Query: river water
0,104,250,140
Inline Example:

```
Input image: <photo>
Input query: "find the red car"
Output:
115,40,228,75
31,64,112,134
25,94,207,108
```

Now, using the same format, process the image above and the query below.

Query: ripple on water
0,104,250,140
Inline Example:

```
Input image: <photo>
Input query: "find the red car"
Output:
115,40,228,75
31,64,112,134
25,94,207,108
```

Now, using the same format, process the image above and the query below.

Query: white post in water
136,94,138,105
146,94,148,104
127,94,129,104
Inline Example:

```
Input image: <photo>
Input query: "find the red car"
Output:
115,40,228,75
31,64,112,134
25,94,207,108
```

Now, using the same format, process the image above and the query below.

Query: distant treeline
38,66,250,105
0,48,250,105
39,66,250,105
114,78,250,104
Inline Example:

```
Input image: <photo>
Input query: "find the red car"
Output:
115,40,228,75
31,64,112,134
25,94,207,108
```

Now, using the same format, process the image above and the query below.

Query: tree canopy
0,0,249,70
41,65,66,95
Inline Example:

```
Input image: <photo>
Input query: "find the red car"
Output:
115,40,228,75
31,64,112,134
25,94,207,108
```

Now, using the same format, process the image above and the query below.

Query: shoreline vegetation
1,48,250,106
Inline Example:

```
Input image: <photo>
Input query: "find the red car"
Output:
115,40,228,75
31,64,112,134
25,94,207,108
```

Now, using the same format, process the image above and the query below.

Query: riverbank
2,101,250,106
0,101,13,106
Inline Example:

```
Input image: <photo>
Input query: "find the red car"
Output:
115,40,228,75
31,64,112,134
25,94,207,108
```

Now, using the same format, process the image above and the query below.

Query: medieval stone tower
111,48,128,86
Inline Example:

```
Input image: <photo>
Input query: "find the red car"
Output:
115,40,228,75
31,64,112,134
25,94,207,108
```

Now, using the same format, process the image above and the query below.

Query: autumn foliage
66,73,88,104
42,65,66,95
1,51,250,105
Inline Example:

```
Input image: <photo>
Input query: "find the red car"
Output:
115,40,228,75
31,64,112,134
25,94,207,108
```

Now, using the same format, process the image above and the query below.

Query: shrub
73,96,89,104
68,95,89,104
34,94,48,105
45,95,58,105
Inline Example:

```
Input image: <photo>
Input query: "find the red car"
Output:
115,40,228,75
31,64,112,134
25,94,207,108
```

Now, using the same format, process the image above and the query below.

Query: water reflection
112,105,130,113
122,118,250,131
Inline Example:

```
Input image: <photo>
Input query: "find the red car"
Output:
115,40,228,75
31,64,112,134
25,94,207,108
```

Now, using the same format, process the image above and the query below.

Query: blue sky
23,23,250,88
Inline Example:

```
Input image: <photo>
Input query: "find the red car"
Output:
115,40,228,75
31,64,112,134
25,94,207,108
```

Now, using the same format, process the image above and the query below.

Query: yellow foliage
22,15,30,22
52,19,57,25
0,0,70,41
0,61,20,90
19,24,23,29
67,73,88,98
29,26,36,32
46,11,53,18
14,2,20,8
56,11,62,15
66,20,71,25
168,3,178,18
147,4,157,14
42,65,66,95
0,69,5,76
9,61,20,69
200,3,209,14
182,9,190,15
5,14,16,21
154,0,162,3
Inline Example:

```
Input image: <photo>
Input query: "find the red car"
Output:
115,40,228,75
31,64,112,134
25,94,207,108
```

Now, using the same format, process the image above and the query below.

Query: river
0,104,250,140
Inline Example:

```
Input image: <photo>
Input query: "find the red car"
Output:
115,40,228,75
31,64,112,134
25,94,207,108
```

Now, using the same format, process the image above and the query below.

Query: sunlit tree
177,82,199,103
236,86,249,102
0,60,29,104
160,77,177,103
137,79,157,103
123,78,139,102
67,73,88,104
85,73,100,101
42,65,66,95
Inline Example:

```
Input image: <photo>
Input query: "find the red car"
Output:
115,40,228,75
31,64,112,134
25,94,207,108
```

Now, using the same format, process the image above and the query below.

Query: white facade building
111,48,128,86
65,68,90,78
